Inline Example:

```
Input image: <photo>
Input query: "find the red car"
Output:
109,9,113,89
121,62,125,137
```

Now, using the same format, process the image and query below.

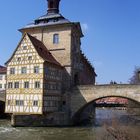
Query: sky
0,0,140,84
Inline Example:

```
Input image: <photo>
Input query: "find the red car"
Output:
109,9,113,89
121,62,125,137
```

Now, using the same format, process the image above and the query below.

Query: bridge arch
72,95,140,124
71,85,140,120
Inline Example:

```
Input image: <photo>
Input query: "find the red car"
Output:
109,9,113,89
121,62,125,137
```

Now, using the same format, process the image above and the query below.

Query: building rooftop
0,65,6,74
20,0,70,30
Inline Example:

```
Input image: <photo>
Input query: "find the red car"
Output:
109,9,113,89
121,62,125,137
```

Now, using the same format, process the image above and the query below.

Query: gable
6,33,44,66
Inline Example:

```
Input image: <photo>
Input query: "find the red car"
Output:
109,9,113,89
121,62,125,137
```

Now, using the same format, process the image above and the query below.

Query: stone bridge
0,90,5,102
70,84,140,118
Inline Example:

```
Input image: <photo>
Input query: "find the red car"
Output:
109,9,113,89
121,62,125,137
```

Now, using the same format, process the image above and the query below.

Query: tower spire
47,0,61,15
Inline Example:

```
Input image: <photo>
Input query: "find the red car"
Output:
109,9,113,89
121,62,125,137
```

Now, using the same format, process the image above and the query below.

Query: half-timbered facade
5,33,62,115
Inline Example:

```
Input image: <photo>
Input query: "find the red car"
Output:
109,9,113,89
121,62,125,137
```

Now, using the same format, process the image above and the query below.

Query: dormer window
53,34,59,44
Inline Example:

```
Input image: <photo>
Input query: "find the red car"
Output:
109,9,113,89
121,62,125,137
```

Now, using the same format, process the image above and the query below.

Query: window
21,67,27,74
35,81,40,88
33,100,38,106
0,84,2,89
10,68,15,74
16,100,24,106
14,82,19,88
53,34,59,44
28,56,32,60
45,67,48,74
23,45,27,50
8,100,11,106
17,57,21,61
34,66,39,74
24,82,29,89
8,82,13,89
0,75,3,80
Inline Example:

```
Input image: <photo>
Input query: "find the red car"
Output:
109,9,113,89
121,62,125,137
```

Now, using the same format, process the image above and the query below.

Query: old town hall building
5,0,96,126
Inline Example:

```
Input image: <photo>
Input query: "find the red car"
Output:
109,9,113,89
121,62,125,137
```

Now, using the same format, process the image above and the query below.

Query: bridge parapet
74,84,140,90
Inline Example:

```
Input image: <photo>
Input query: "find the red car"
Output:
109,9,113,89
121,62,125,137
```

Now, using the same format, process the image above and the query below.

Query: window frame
23,45,27,50
16,100,24,106
10,68,15,74
21,67,27,74
34,66,39,74
8,82,13,89
28,56,32,60
17,57,21,61
33,100,38,107
24,81,29,89
35,81,40,89
14,82,19,89
53,34,59,44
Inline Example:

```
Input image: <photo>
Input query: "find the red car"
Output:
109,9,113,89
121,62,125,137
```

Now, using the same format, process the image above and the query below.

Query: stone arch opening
71,96,140,125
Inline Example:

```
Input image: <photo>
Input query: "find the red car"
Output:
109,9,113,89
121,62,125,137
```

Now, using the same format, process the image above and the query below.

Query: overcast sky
0,0,140,84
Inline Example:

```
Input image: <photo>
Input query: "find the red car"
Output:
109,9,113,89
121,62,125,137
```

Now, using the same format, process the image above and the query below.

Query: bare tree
129,66,140,84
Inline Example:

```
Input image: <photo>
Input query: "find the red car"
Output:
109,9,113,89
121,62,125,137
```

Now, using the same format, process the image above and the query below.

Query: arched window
53,34,59,44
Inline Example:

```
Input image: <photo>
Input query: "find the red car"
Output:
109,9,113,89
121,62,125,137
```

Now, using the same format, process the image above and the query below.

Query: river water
0,108,140,140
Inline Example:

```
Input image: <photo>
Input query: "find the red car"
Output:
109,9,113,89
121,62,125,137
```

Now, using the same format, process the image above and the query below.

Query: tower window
53,34,59,44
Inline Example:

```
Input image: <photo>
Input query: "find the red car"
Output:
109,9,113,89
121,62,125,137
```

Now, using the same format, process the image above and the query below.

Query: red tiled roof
96,97,128,104
27,33,62,67
0,65,6,74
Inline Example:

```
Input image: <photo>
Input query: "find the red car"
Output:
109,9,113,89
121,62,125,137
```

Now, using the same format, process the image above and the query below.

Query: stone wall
79,54,96,85
127,100,140,115
11,112,69,127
